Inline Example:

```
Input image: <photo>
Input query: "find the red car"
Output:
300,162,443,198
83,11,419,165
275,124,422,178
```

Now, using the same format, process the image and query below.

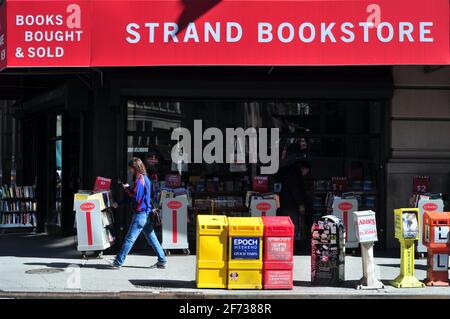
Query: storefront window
56,114,62,137
48,114,63,228
0,102,22,186
126,99,384,246
126,101,183,181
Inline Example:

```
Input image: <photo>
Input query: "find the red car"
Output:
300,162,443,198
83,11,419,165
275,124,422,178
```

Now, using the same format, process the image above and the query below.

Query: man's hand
122,183,129,189
111,202,119,209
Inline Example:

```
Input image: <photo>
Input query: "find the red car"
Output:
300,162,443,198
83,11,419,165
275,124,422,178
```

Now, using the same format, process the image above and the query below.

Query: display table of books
74,191,115,259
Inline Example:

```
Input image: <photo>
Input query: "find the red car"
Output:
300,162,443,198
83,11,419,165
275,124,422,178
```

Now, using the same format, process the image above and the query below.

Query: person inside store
279,160,312,253
109,157,167,269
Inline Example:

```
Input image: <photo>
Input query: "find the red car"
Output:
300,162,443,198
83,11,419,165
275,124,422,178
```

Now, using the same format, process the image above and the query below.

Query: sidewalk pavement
0,233,449,299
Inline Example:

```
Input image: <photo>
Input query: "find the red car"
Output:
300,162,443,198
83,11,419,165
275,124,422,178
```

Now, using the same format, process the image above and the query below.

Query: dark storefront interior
0,67,392,250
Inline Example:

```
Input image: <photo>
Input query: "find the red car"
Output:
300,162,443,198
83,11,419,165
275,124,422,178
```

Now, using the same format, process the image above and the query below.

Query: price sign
253,176,269,193
93,176,111,192
412,176,430,194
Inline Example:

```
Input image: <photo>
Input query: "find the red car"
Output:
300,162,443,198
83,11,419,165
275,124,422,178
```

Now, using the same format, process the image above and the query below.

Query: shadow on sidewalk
24,261,108,270
23,261,149,271
24,261,150,270
293,280,310,287
294,280,363,288
0,233,80,259
377,263,427,271
130,279,196,289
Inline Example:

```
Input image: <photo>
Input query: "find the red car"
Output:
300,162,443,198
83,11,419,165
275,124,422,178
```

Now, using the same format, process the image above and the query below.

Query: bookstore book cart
74,191,115,259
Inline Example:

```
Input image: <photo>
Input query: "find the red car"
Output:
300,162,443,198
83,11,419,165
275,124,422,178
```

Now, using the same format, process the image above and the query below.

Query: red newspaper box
422,212,450,286
262,216,294,289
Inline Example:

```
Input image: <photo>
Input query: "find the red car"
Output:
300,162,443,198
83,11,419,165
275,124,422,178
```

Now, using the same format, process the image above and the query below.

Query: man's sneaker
150,261,167,269
108,259,122,269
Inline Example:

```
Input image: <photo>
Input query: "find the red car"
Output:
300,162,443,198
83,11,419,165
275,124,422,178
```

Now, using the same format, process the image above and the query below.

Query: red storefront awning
0,0,449,70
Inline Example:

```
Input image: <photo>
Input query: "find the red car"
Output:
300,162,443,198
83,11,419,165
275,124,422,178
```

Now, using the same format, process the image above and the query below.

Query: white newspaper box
354,210,378,243
417,198,444,254
353,210,384,290
332,198,359,249
250,199,277,217
162,197,188,250
74,199,112,252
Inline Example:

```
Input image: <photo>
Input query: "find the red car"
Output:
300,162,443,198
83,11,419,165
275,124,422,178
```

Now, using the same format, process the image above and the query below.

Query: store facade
0,0,448,249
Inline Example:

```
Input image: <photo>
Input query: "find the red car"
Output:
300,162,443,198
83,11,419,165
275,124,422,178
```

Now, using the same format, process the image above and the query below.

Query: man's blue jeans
115,211,166,265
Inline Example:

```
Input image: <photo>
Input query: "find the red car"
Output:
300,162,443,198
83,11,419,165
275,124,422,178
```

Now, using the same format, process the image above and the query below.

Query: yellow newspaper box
196,215,229,288
228,217,264,289
391,208,425,288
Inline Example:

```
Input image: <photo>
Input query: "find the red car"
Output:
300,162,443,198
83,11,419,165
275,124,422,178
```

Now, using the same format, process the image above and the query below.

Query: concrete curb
1,290,450,299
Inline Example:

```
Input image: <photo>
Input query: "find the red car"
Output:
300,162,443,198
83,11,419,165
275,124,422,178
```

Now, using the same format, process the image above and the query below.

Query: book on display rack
0,185,36,199
0,185,37,230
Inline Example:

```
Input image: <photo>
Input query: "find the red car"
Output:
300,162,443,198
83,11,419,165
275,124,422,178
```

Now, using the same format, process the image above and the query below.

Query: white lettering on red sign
338,202,353,211
80,202,95,211
256,202,272,211
423,203,439,211
125,21,435,44
14,4,84,60
167,201,182,210
266,237,292,261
